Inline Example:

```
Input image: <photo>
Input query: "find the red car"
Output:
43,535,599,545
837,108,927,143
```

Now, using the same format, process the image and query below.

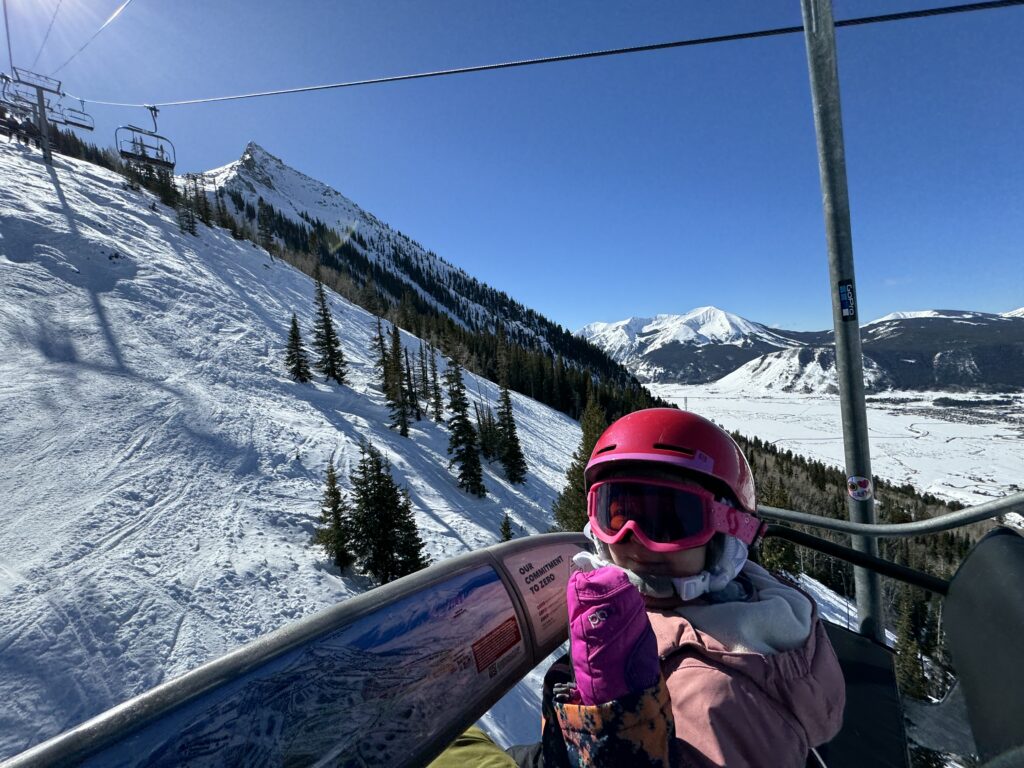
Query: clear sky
4,1,1022,331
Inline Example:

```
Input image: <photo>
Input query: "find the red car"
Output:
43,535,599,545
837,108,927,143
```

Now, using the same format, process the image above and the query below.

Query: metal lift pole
34,84,52,165
799,0,883,641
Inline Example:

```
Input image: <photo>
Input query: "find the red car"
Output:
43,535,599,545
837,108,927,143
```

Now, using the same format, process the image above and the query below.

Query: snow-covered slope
1003,307,1024,318
0,143,579,758
712,347,891,395
866,310,989,324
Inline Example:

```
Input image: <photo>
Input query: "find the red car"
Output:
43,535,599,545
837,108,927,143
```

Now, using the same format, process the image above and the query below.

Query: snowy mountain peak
577,306,798,383
580,306,792,351
1003,307,1024,318
240,143,272,162
670,306,771,343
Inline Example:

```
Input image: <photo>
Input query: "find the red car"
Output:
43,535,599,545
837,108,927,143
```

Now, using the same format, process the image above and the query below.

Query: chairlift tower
9,66,61,165
799,0,884,642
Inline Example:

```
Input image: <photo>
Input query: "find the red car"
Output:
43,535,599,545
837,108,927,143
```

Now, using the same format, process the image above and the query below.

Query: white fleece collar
577,524,749,602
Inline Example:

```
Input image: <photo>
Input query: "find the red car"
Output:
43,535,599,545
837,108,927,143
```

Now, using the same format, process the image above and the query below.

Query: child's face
607,536,707,578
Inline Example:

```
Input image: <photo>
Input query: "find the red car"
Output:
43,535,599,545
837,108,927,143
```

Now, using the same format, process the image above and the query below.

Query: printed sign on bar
502,544,580,649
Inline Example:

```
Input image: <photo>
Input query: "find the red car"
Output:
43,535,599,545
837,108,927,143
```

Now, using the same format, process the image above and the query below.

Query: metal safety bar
12,67,61,94
758,491,1024,538
763,524,951,595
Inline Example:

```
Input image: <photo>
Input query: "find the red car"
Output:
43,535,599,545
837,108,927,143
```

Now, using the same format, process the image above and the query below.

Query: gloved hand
567,565,660,706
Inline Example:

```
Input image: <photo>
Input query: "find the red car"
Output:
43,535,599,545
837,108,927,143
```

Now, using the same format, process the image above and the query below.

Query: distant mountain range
579,307,1024,393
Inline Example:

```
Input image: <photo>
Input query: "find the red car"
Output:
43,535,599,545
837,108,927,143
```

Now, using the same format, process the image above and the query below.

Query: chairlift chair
1,78,41,112
62,106,95,132
0,91,31,120
44,106,66,126
115,106,176,172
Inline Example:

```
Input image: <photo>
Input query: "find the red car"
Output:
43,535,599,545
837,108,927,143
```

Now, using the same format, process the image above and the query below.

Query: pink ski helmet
584,408,757,514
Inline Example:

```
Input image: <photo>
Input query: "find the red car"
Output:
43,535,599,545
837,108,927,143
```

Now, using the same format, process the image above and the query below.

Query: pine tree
359,277,383,315
500,512,514,542
429,346,444,422
312,277,347,385
347,442,427,583
895,587,929,699
312,462,354,569
497,383,527,484
756,481,798,574
372,316,388,392
758,529,800,575
418,341,430,402
192,175,212,227
475,403,500,461
215,188,233,232
392,487,430,578
405,348,422,421
552,394,606,531
257,197,275,252
387,324,409,436
445,358,486,497
285,312,312,382
176,181,197,235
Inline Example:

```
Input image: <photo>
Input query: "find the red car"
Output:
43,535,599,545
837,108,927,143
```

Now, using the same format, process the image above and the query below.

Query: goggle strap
709,504,762,546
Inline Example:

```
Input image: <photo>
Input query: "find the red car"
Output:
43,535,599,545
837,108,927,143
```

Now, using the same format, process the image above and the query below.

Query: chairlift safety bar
763,525,951,595
758,491,1024,538
11,67,61,94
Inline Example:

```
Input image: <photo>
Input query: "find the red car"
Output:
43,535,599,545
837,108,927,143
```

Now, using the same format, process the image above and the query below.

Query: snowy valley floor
651,383,1024,512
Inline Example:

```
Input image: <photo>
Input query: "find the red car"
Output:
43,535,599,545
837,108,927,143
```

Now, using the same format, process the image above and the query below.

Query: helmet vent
653,442,695,457
595,444,617,455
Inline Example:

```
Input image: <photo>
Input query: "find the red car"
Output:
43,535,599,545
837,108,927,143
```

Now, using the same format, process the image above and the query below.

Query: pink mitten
568,566,659,705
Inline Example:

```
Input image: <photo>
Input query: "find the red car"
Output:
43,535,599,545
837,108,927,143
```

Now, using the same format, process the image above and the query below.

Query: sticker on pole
847,476,873,501
838,279,857,322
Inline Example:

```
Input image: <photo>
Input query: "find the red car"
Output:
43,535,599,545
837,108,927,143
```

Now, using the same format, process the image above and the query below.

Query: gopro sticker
838,279,857,322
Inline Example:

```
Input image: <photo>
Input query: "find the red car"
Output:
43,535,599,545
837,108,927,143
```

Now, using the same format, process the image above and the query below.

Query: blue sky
5,0,1022,331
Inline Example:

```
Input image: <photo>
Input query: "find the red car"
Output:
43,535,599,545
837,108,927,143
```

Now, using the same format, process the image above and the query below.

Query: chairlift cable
31,0,63,70
63,0,1024,109
52,0,136,76
2,0,13,75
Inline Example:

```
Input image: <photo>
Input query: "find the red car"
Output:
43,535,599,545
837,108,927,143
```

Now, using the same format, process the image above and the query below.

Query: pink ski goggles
588,477,764,552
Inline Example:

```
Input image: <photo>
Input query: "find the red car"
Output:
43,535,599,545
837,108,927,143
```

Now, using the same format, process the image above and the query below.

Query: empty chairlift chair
115,106,176,172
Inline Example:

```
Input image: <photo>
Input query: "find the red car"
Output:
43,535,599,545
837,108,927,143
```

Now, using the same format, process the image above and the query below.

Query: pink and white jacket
652,562,845,767
553,562,845,768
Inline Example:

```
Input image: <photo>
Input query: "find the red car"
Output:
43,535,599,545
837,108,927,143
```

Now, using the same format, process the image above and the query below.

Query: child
545,408,846,768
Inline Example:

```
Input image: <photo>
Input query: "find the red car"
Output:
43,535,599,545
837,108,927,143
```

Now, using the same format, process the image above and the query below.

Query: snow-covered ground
652,382,1024,510
0,142,578,758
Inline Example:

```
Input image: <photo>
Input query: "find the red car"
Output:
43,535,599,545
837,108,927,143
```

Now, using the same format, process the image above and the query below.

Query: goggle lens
593,481,707,544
